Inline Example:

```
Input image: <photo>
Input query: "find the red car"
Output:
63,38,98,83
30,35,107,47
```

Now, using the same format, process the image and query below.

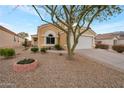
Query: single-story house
31,24,96,50
0,25,24,48
95,32,124,46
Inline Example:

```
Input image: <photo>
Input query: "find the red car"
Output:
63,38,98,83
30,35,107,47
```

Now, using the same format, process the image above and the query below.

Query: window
46,34,55,44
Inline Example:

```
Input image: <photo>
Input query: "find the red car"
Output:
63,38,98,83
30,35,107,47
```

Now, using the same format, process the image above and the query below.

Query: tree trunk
66,30,80,60
66,31,73,59
71,40,78,55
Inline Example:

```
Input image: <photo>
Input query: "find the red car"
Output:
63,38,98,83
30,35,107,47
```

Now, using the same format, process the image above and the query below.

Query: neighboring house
31,24,96,50
31,34,38,47
0,25,24,48
95,32,124,46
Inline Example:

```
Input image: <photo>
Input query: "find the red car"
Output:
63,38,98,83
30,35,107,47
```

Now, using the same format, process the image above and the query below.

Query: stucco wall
38,24,65,48
0,29,24,48
59,32,67,49
117,40,124,45
96,39,114,45
37,24,95,49
31,36,38,47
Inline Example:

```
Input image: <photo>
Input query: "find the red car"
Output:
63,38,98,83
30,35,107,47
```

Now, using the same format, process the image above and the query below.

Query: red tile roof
119,36,124,40
95,33,117,40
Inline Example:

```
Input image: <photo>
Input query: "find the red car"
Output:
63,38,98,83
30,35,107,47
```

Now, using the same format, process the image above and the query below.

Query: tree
17,32,29,49
22,38,28,49
17,32,29,39
32,5,123,59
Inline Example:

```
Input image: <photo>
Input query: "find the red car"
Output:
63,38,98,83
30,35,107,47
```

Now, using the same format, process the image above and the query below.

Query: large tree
32,5,123,58
17,32,29,39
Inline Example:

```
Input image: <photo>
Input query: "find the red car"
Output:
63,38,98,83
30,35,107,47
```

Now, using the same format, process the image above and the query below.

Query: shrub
31,47,39,53
0,48,4,56
40,48,47,53
0,48,15,58
54,44,63,50
17,58,35,64
95,44,109,50
112,45,124,53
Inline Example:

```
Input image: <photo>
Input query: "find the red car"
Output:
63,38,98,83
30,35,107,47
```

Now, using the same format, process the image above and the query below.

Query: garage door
76,36,93,49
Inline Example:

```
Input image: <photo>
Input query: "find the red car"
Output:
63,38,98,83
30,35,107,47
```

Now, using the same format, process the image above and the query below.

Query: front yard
0,47,124,88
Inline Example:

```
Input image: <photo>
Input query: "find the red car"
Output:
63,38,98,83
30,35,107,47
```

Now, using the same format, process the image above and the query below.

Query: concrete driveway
76,49,124,72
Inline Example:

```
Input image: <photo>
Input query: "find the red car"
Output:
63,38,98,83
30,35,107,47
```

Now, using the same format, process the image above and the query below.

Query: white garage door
76,36,93,49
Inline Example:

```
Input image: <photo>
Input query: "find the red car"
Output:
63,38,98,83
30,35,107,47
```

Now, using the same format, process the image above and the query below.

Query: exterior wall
60,32,67,49
18,37,25,45
0,29,24,48
96,39,124,46
31,36,38,47
32,38,37,47
37,24,96,49
81,29,96,36
117,40,124,45
38,24,64,48
96,39,114,45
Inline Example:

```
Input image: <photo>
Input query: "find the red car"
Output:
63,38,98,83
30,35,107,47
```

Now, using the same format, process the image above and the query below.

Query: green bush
0,48,15,58
40,48,47,53
112,45,124,53
17,58,35,64
95,44,109,50
31,47,39,53
54,44,63,50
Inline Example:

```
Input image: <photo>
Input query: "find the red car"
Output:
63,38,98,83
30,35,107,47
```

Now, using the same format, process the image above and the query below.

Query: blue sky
0,5,124,39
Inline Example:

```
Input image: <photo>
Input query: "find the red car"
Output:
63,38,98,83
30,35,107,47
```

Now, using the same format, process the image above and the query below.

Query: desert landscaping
0,47,124,88
0,5,124,88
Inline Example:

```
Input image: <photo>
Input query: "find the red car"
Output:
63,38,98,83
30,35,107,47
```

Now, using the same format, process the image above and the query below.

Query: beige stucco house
31,24,96,50
0,25,24,48
95,32,124,46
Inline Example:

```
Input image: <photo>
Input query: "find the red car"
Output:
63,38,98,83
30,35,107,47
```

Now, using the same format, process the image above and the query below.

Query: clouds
16,5,38,16
6,5,38,17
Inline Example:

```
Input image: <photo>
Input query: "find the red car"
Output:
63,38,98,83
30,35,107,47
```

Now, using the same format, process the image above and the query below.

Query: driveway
76,49,124,72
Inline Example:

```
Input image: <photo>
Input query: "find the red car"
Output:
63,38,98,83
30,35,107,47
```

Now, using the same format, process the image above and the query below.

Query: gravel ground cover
0,48,124,88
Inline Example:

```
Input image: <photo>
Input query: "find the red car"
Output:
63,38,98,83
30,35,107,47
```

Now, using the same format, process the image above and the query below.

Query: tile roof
95,32,124,40
95,33,117,40
118,36,124,40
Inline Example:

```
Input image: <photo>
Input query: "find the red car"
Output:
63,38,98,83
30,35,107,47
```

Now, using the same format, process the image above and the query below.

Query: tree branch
79,7,106,36
32,5,68,33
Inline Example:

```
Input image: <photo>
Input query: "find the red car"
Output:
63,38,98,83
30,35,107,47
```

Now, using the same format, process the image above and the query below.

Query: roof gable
95,33,118,40
38,24,96,36
0,25,17,36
